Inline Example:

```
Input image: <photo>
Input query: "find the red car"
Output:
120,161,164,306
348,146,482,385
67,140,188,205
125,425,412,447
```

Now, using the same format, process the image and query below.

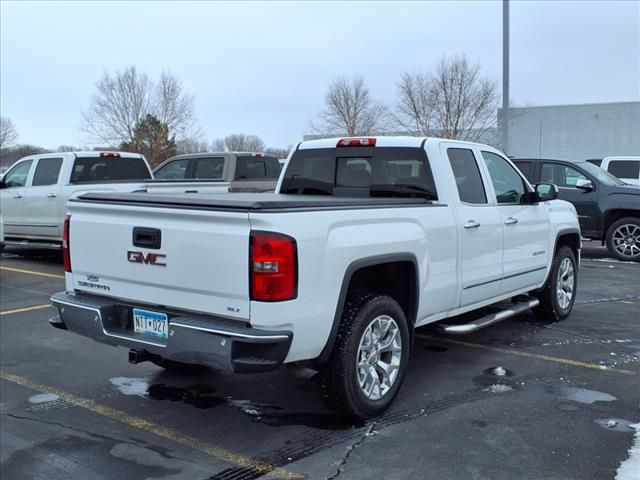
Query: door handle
504,217,519,225
464,220,481,229
13,194,22,199
47,193,56,198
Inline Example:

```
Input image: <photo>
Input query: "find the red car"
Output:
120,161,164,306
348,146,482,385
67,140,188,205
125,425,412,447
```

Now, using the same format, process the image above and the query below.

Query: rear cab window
281,147,437,199
607,160,640,179
446,148,487,204
235,155,280,180
70,156,152,184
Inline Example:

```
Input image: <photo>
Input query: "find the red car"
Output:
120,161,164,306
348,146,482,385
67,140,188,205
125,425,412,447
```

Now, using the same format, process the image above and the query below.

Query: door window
32,157,63,186
154,158,189,180
3,160,33,187
482,152,527,204
447,148,487,204
541,163,588,187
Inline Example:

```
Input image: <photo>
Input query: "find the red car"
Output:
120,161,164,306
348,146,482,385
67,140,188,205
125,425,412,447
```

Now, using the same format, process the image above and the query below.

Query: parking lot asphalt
1,245,638,480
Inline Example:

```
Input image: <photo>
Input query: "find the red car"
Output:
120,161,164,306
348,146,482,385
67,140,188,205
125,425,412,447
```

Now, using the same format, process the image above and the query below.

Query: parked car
513,158,640,261
600,156,640,186
0,151,232,250
51,136,580,418
153,152,281,193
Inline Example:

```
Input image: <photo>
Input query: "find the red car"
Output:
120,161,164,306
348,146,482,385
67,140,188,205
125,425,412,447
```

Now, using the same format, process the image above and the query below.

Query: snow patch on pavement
485,384,512,394
109,377,149,397
28,393,60,404
615,423,640,480
492,367,507,377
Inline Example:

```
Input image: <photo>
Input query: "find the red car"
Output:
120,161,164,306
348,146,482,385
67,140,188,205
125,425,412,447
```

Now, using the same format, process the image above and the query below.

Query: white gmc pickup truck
0,151,231,249
50,137,581,418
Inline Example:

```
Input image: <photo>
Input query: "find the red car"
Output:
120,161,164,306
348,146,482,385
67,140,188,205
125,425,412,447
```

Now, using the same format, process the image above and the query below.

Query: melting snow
485,384,512,393
28,393,60,404
109,377,149,397
616,423,640,480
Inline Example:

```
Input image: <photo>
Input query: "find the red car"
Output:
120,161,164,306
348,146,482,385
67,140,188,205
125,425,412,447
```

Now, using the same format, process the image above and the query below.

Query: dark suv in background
513,158,640,262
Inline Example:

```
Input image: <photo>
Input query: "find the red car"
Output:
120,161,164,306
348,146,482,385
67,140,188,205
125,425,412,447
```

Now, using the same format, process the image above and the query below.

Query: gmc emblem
127,251,167,267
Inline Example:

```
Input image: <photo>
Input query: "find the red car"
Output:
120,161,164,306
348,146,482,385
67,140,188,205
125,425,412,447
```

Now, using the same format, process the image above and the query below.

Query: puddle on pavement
549,386,617,404
145,383,362,430
474,366,516,389
424,345,448,353
28,393,60,404
594,418,637,432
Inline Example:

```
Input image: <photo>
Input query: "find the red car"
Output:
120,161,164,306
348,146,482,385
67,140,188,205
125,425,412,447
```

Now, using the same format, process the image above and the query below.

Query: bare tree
220,134,266,152
81,66,198,147
310,76,387,136
394,73,435,136
210,138,226,152
0,116,19,148
429,54,498,141
265,146,292,159
176,137,209,154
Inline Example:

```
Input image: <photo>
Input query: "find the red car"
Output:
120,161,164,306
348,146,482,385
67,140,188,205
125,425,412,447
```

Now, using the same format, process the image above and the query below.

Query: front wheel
606,217,640,262
534,245,577,321
317,294,410,419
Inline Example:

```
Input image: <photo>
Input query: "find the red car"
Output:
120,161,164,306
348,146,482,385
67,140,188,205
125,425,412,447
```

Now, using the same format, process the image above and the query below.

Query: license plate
132,308,168,340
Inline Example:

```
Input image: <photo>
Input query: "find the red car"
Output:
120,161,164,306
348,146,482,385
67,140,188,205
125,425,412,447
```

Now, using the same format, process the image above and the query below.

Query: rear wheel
606,217,640,262
534,245,577,321
317,294,410,418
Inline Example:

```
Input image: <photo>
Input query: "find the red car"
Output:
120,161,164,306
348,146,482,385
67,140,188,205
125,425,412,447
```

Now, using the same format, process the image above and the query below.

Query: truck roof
33,151,144,159
297,135,499,150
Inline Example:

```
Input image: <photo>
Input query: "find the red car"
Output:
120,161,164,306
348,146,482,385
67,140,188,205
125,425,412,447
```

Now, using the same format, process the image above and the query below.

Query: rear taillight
63,215,71,273
337,138,376,147
250,231,297,301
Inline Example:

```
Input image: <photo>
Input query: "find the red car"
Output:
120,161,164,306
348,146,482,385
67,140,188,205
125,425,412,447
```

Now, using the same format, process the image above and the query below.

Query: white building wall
500,101,640,159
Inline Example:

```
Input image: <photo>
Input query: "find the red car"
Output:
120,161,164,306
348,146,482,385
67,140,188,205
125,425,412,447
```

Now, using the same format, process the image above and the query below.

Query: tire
317,294,410,419
605,217,640,262
534,245,578,321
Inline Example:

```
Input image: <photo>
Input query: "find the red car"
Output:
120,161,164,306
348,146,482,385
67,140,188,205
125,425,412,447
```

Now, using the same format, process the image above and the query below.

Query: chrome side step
437,297,540,334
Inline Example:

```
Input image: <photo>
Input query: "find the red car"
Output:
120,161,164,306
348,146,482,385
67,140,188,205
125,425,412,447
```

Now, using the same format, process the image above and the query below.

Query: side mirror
534,183,559,202
575,179,594,192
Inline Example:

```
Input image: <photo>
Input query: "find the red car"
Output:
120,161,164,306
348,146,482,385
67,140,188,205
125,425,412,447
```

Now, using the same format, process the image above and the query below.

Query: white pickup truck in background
0,151,232,249
51,136,581,418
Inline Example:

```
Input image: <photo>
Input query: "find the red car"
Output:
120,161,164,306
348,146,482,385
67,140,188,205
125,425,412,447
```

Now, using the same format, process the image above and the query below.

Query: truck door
480,151,549,294
22,156,64,239
0,159,34,237
445,146,504,307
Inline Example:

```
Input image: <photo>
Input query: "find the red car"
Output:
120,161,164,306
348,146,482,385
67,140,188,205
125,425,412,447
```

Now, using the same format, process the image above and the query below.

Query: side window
513,161,533,182
447,148,487,204
235,156,280,180
193,157,225,179
482,151,527,204
3,160,34,188
32,157,63,186
541,163,587,187
154,159,189,180
608,161,640,179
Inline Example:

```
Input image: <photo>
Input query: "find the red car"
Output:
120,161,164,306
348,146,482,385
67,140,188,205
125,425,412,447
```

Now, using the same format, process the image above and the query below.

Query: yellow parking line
0,266,65,280
0,371,303,479
0,304,52,316
416,334,637,376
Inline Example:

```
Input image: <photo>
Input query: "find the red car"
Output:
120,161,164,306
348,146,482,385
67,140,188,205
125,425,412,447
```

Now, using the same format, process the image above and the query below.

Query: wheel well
603,210,639,238
345,261,418,327
556,232,580,260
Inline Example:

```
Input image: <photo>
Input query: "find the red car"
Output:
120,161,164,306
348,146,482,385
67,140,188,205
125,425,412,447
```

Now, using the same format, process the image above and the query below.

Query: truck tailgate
67,201,251,320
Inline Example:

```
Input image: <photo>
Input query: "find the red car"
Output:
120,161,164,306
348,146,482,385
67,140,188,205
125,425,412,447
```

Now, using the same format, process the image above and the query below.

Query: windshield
579,161,626,186
70,156,151,183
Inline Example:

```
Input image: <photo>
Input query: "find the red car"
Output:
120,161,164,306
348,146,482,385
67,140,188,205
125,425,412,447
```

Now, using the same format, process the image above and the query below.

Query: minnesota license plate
132,308,168,340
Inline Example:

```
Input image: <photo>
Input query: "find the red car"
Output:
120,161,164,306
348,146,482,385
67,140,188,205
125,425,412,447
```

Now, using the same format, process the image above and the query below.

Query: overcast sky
1,0,638,149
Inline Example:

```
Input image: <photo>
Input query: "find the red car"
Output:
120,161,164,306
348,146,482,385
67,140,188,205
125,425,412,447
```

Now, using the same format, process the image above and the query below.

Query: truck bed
73,192,435,212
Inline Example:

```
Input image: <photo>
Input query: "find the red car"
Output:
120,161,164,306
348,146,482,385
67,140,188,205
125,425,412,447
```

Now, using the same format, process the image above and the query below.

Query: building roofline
499,100,640,111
